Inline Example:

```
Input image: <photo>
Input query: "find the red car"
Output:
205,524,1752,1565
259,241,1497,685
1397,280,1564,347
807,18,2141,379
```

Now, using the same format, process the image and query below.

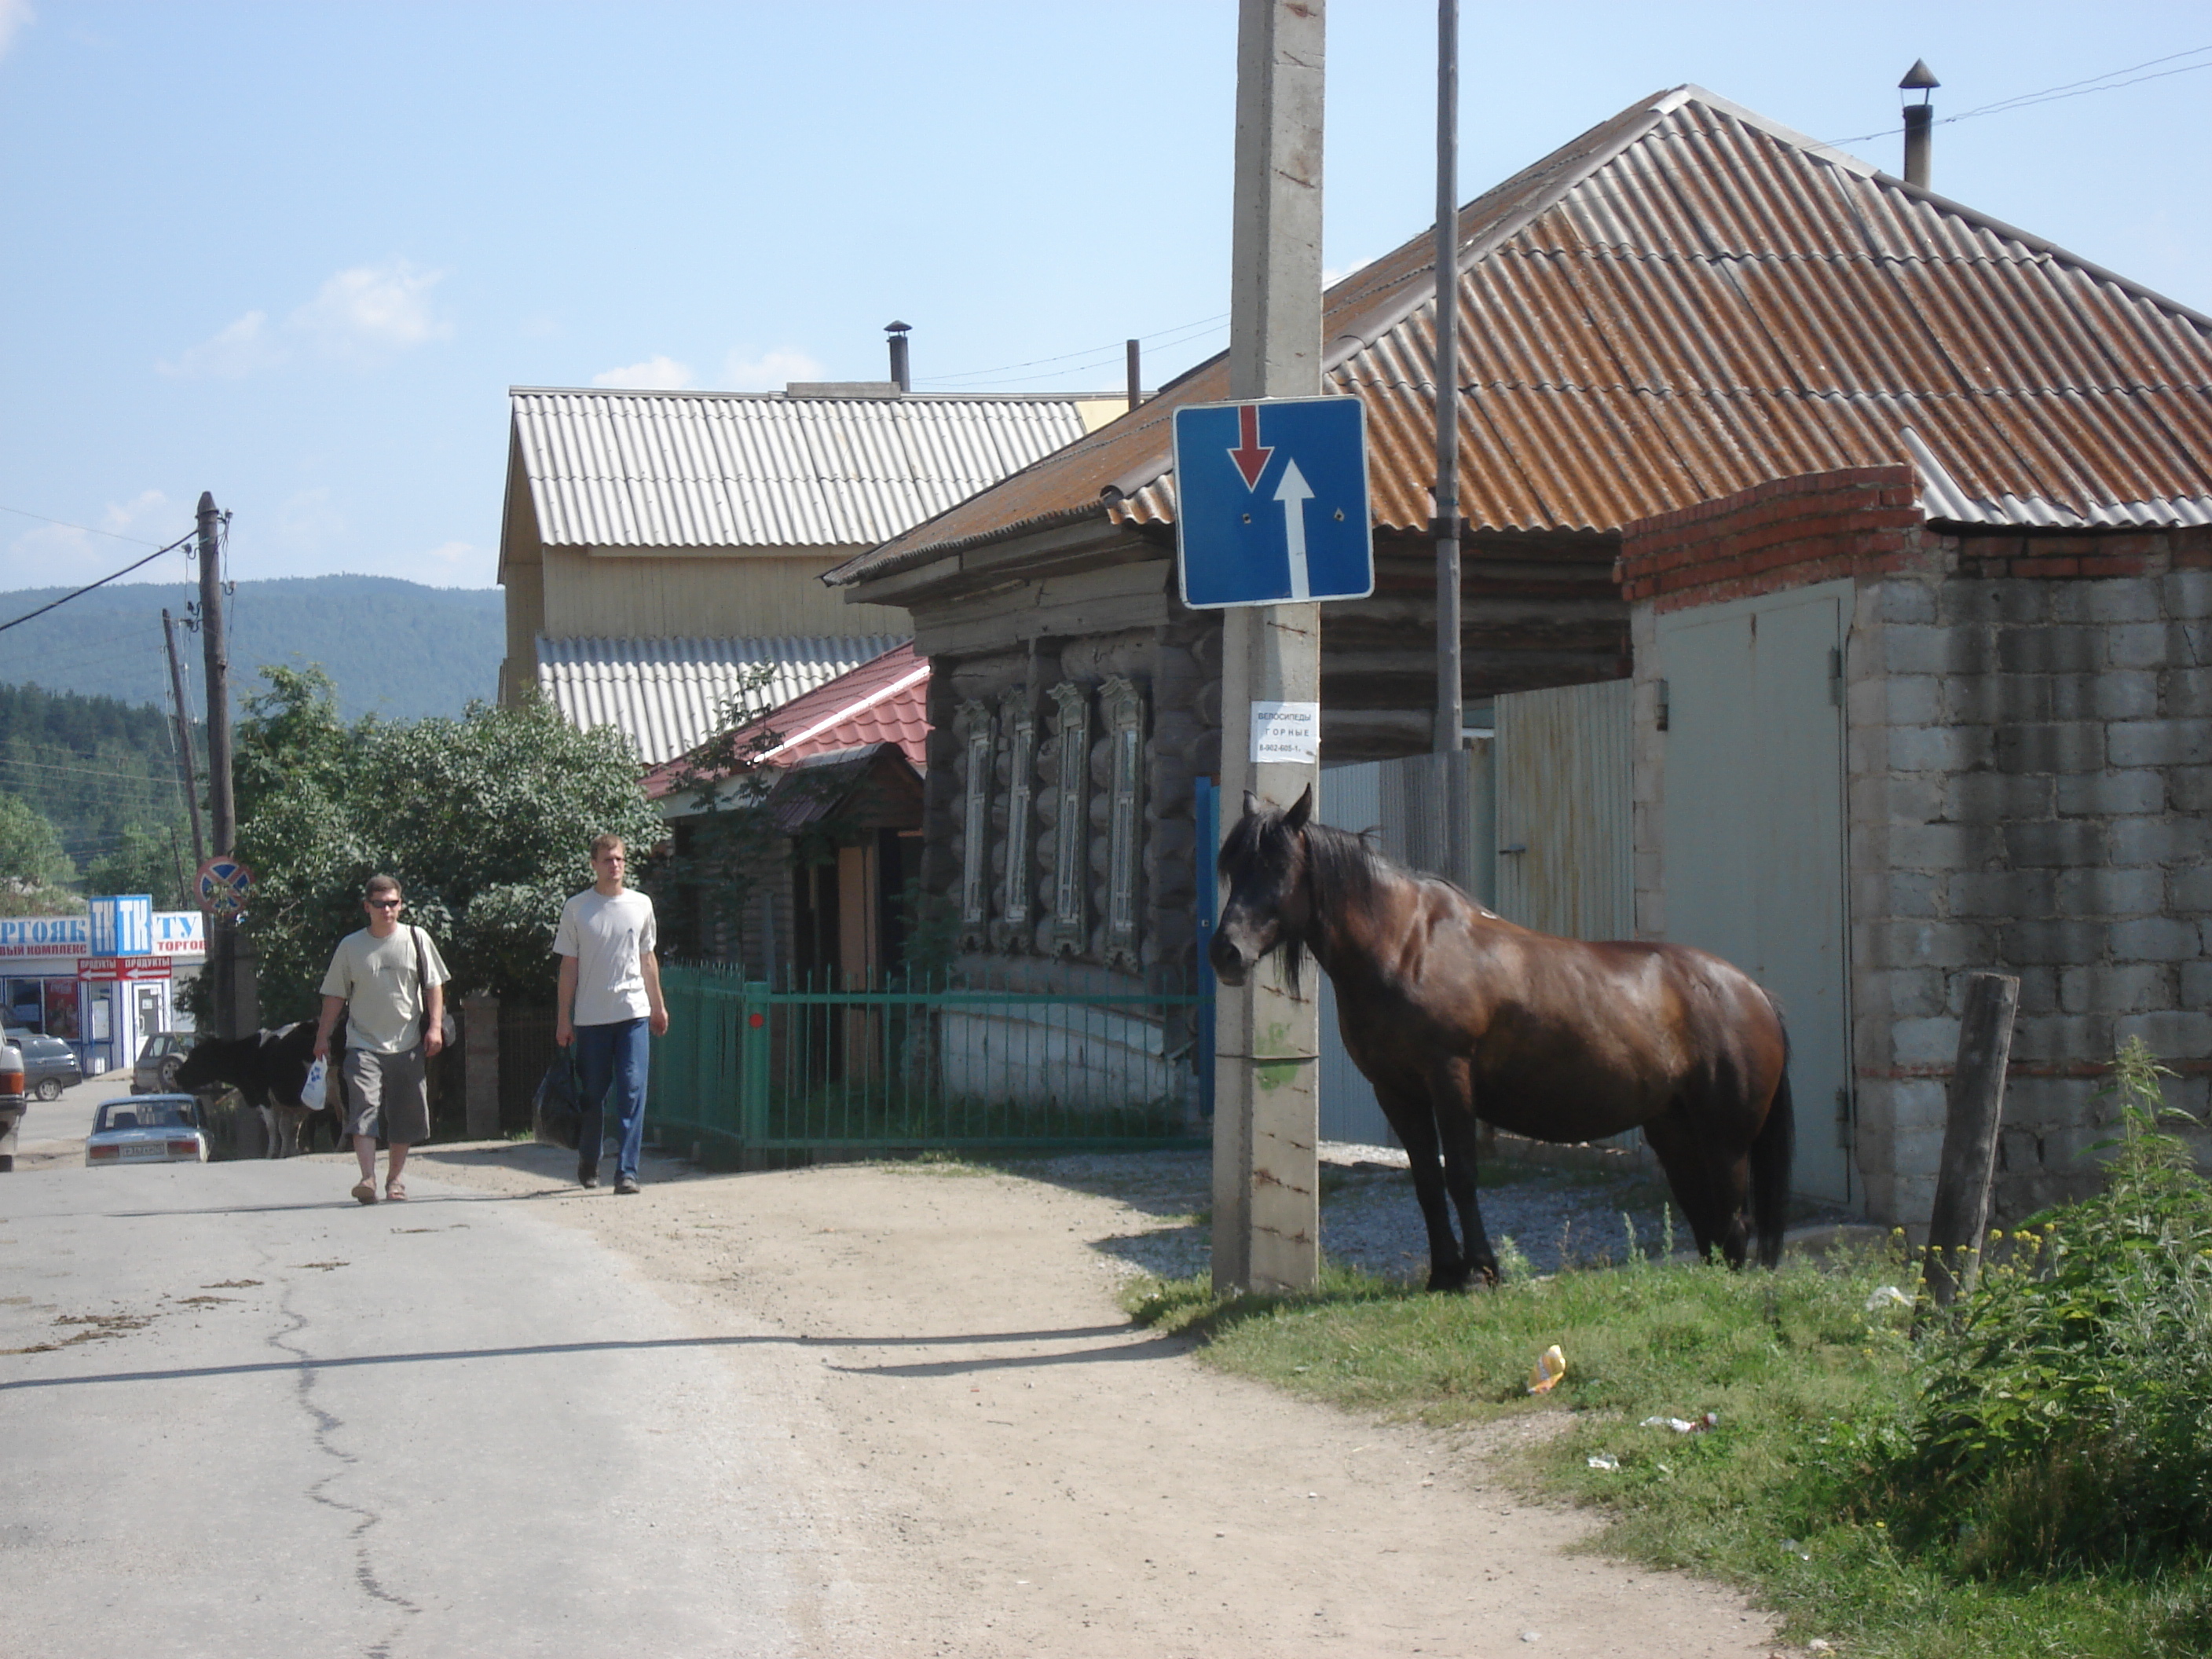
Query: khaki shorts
342,1046,430,1145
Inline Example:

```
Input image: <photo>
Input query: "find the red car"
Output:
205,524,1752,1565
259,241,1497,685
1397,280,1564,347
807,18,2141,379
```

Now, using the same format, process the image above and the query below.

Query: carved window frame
958,699,995,947
1047,681,1090,956
993,689,1037,950
1100,676,1147,971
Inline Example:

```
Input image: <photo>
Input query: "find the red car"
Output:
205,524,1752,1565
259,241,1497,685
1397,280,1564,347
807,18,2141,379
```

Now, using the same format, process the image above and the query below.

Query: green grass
1126,1234,2212,1659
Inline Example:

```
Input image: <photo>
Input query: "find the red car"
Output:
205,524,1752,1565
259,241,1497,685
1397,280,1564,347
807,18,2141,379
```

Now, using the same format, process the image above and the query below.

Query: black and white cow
173,1020,346,1157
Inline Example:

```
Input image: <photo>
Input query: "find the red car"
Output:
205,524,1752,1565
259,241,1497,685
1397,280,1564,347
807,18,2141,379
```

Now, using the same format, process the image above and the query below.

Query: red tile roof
643,643,928,799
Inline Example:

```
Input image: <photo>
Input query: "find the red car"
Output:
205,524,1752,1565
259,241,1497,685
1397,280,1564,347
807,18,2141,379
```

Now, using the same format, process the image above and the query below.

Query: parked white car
84,1094,211,1166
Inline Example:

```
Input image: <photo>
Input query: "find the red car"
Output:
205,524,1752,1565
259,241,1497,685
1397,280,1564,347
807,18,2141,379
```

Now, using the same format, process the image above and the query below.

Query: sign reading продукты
1174,396,1373,609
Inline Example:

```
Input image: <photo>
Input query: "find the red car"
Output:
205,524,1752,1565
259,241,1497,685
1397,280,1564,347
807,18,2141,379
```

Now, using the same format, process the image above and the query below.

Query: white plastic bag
301,1053,328,1111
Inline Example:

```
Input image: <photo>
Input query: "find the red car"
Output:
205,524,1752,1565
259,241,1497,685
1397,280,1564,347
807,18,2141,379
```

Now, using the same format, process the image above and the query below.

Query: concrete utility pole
1213,0,1327,1295
159,609,207,871
196,492,241,1037
1432,0,1462,761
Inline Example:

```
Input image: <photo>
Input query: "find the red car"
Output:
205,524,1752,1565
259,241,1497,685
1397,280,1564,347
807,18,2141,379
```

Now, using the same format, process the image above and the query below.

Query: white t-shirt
554,887,657,1026
320,925,449,1054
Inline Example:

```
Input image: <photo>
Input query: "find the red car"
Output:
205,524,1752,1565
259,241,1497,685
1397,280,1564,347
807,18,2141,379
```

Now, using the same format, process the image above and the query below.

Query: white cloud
0,2,33,60
424,540,476,568
723,347,822,392
290,261,450,361
157,259,450,378
2,489,185,588
157,309,280,379
592,355,694,390
1322,255,1375,287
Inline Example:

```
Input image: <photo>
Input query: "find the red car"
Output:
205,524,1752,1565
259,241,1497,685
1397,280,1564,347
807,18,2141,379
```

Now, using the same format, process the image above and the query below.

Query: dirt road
402,1139,1789,1658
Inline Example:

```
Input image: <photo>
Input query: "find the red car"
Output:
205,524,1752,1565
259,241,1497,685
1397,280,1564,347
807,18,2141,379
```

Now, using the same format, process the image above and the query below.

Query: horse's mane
1221,804,1441,991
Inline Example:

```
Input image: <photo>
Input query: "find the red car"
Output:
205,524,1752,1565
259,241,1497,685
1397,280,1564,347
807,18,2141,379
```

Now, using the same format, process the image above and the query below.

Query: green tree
232,668,661,1021
0,793,77,914
82,822,192,909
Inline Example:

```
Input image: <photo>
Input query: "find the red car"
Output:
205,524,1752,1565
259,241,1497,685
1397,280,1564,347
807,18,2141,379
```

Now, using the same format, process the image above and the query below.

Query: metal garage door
1656,581,1853,1206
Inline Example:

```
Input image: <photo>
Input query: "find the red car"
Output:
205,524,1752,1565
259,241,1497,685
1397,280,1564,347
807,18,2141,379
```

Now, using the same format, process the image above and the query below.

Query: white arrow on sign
1273,460,1314,600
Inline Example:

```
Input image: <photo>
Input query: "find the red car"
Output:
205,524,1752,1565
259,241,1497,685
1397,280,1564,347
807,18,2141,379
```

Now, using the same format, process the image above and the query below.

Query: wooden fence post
1917,971,2020,1326
463,994,500,1140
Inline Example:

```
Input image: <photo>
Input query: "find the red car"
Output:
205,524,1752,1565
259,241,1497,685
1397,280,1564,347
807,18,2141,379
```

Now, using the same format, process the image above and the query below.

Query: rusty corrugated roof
826,85,2212,587
641,642,928,800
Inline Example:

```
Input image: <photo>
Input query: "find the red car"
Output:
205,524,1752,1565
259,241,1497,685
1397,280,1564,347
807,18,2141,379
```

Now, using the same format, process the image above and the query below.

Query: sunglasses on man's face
367,898,403,909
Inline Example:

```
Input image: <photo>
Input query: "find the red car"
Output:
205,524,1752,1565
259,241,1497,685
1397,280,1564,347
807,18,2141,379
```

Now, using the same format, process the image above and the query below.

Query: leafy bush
1829,1039,2212,1577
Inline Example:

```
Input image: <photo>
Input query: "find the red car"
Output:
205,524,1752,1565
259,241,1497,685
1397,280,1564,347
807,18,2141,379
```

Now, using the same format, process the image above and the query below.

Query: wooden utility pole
1212,0,1327,1295
1918,972,2020,1324
159,608,207,870
196,492,242,1038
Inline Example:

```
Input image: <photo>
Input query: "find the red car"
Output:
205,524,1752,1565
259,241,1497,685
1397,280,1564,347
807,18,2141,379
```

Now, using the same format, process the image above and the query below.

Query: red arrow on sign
1228,403,1273,490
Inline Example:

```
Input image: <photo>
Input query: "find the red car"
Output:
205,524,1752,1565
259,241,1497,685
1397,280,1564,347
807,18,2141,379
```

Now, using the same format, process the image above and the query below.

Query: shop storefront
0,904,206,1075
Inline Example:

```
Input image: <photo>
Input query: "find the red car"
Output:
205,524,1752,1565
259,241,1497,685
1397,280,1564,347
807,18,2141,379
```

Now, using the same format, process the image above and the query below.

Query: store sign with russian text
0,913,205,963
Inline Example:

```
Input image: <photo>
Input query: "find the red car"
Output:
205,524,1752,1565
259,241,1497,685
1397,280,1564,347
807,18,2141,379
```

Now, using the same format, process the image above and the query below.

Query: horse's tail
1749,994,1796,1269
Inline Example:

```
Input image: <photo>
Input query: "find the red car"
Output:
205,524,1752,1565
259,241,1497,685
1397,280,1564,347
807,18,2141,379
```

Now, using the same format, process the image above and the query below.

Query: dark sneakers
578,1161,599,1189
614,1173,640,1195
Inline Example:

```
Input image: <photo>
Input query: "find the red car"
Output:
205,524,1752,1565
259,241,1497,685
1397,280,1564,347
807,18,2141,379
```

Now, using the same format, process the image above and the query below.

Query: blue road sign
1174,395,1372,609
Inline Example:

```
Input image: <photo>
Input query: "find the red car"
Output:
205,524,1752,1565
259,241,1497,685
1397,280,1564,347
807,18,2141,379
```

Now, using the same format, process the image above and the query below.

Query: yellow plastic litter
1527,1344,1567,1394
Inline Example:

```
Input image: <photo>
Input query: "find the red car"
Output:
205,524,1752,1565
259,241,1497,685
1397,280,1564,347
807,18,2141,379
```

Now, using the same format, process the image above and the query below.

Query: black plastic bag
533,1047,582,1149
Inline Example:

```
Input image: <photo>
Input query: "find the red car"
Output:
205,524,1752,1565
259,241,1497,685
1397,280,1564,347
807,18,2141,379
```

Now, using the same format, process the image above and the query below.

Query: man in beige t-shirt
313,873,448,1204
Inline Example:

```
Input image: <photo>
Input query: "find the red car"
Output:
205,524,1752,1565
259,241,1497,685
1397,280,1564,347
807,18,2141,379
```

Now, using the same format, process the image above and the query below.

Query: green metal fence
649,965,1210,1163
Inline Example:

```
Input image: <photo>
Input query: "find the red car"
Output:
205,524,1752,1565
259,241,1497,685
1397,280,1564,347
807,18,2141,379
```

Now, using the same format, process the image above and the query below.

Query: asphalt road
0,1159,808,1657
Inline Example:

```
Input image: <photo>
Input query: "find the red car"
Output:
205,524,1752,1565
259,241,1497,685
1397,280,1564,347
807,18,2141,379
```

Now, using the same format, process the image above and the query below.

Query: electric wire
1823,45,2212,147
0,531,195,635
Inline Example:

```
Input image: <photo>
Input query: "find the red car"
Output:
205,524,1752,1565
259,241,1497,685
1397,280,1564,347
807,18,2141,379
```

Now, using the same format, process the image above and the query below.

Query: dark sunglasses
366,898,404,909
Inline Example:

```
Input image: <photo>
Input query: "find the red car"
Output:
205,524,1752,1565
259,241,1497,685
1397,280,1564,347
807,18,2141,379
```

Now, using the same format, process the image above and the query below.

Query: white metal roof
534,635,904,766
511,387,1101,551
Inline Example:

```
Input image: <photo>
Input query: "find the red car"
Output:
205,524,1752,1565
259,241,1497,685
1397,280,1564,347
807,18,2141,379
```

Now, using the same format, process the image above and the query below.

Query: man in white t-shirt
554,833,668,1194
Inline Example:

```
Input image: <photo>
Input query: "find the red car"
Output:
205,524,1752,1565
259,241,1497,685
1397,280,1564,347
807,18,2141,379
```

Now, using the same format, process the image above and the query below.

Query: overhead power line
1826,44,2212,146
0,504,175,548
0,531,195,636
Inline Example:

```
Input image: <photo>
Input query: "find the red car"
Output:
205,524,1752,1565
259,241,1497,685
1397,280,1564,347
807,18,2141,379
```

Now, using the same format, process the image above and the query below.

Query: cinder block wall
1623,467,2212,1230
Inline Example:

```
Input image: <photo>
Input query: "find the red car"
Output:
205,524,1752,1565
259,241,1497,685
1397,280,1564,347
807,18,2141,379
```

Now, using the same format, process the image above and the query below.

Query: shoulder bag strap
412,926,430,1043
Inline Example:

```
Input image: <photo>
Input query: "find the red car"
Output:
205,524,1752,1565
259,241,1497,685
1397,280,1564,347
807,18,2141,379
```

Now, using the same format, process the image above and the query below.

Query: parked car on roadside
4,1028,84,1100
0,1039,23,1172
133,1031,196,1094
84,1094,210,1166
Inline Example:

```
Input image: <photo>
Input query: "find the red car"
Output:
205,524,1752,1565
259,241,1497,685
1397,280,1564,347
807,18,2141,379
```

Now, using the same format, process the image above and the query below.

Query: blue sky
2,2,2207,599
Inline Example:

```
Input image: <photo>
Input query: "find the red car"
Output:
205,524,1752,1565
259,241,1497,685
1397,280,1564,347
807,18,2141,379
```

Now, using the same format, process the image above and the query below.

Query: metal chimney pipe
885,320,911,392
1126,339,1141,410
1899,60,1939,189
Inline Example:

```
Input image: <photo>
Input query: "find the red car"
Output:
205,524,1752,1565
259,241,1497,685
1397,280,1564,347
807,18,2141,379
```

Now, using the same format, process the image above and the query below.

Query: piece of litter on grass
1866,1284,1910,1310
1520,1631,1541,1643
1781,1537,1811,1561
1525,1343,1566,1394
1586,1454,1619,1471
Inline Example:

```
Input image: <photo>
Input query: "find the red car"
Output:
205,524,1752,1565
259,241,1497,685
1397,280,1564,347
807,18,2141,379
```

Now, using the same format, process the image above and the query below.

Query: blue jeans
576,1018,650,1179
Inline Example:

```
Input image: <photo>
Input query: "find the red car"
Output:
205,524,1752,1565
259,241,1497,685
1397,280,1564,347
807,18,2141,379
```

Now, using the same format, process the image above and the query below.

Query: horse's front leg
1431,1058,1500,1286
1375,1082,1470,1291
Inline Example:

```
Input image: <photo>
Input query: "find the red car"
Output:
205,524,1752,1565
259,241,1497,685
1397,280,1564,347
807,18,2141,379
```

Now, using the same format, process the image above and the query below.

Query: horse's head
1210,784,1315,987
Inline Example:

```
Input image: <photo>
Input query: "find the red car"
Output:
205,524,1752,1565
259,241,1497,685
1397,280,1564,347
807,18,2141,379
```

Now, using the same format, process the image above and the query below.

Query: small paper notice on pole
1251,700,1321,764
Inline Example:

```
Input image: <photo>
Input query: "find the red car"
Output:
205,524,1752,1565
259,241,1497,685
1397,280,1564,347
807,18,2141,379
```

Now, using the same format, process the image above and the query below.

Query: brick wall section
1616,465,1921,612
1628,467,2212,1230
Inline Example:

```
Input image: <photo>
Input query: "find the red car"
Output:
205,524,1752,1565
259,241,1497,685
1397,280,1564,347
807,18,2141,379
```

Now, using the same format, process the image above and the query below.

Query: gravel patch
1002,1142,1688,1286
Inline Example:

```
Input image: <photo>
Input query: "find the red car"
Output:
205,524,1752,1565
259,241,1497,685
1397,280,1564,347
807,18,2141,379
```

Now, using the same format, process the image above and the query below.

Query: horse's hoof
1426,1265,1473,1293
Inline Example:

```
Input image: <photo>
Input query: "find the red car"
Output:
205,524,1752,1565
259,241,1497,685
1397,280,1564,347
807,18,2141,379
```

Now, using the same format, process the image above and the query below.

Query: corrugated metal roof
829,84,2212,584
536,635,903,766
511,388,1098,551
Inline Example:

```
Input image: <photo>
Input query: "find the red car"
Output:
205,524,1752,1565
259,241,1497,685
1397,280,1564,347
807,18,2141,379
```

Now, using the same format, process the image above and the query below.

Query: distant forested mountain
0,682,192,888
0,574,504,721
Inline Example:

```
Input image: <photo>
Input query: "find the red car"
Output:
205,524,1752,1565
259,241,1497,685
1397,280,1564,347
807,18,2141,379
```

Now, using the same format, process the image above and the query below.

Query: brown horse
1210,786,1794,1287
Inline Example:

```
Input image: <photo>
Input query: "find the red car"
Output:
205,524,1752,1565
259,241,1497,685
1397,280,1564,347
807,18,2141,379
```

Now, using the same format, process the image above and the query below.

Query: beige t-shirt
320,925,449,1054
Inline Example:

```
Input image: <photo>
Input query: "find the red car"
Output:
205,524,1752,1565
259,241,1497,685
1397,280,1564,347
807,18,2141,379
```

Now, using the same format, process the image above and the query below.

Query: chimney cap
1899,59,1939,93
884,320,911,335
